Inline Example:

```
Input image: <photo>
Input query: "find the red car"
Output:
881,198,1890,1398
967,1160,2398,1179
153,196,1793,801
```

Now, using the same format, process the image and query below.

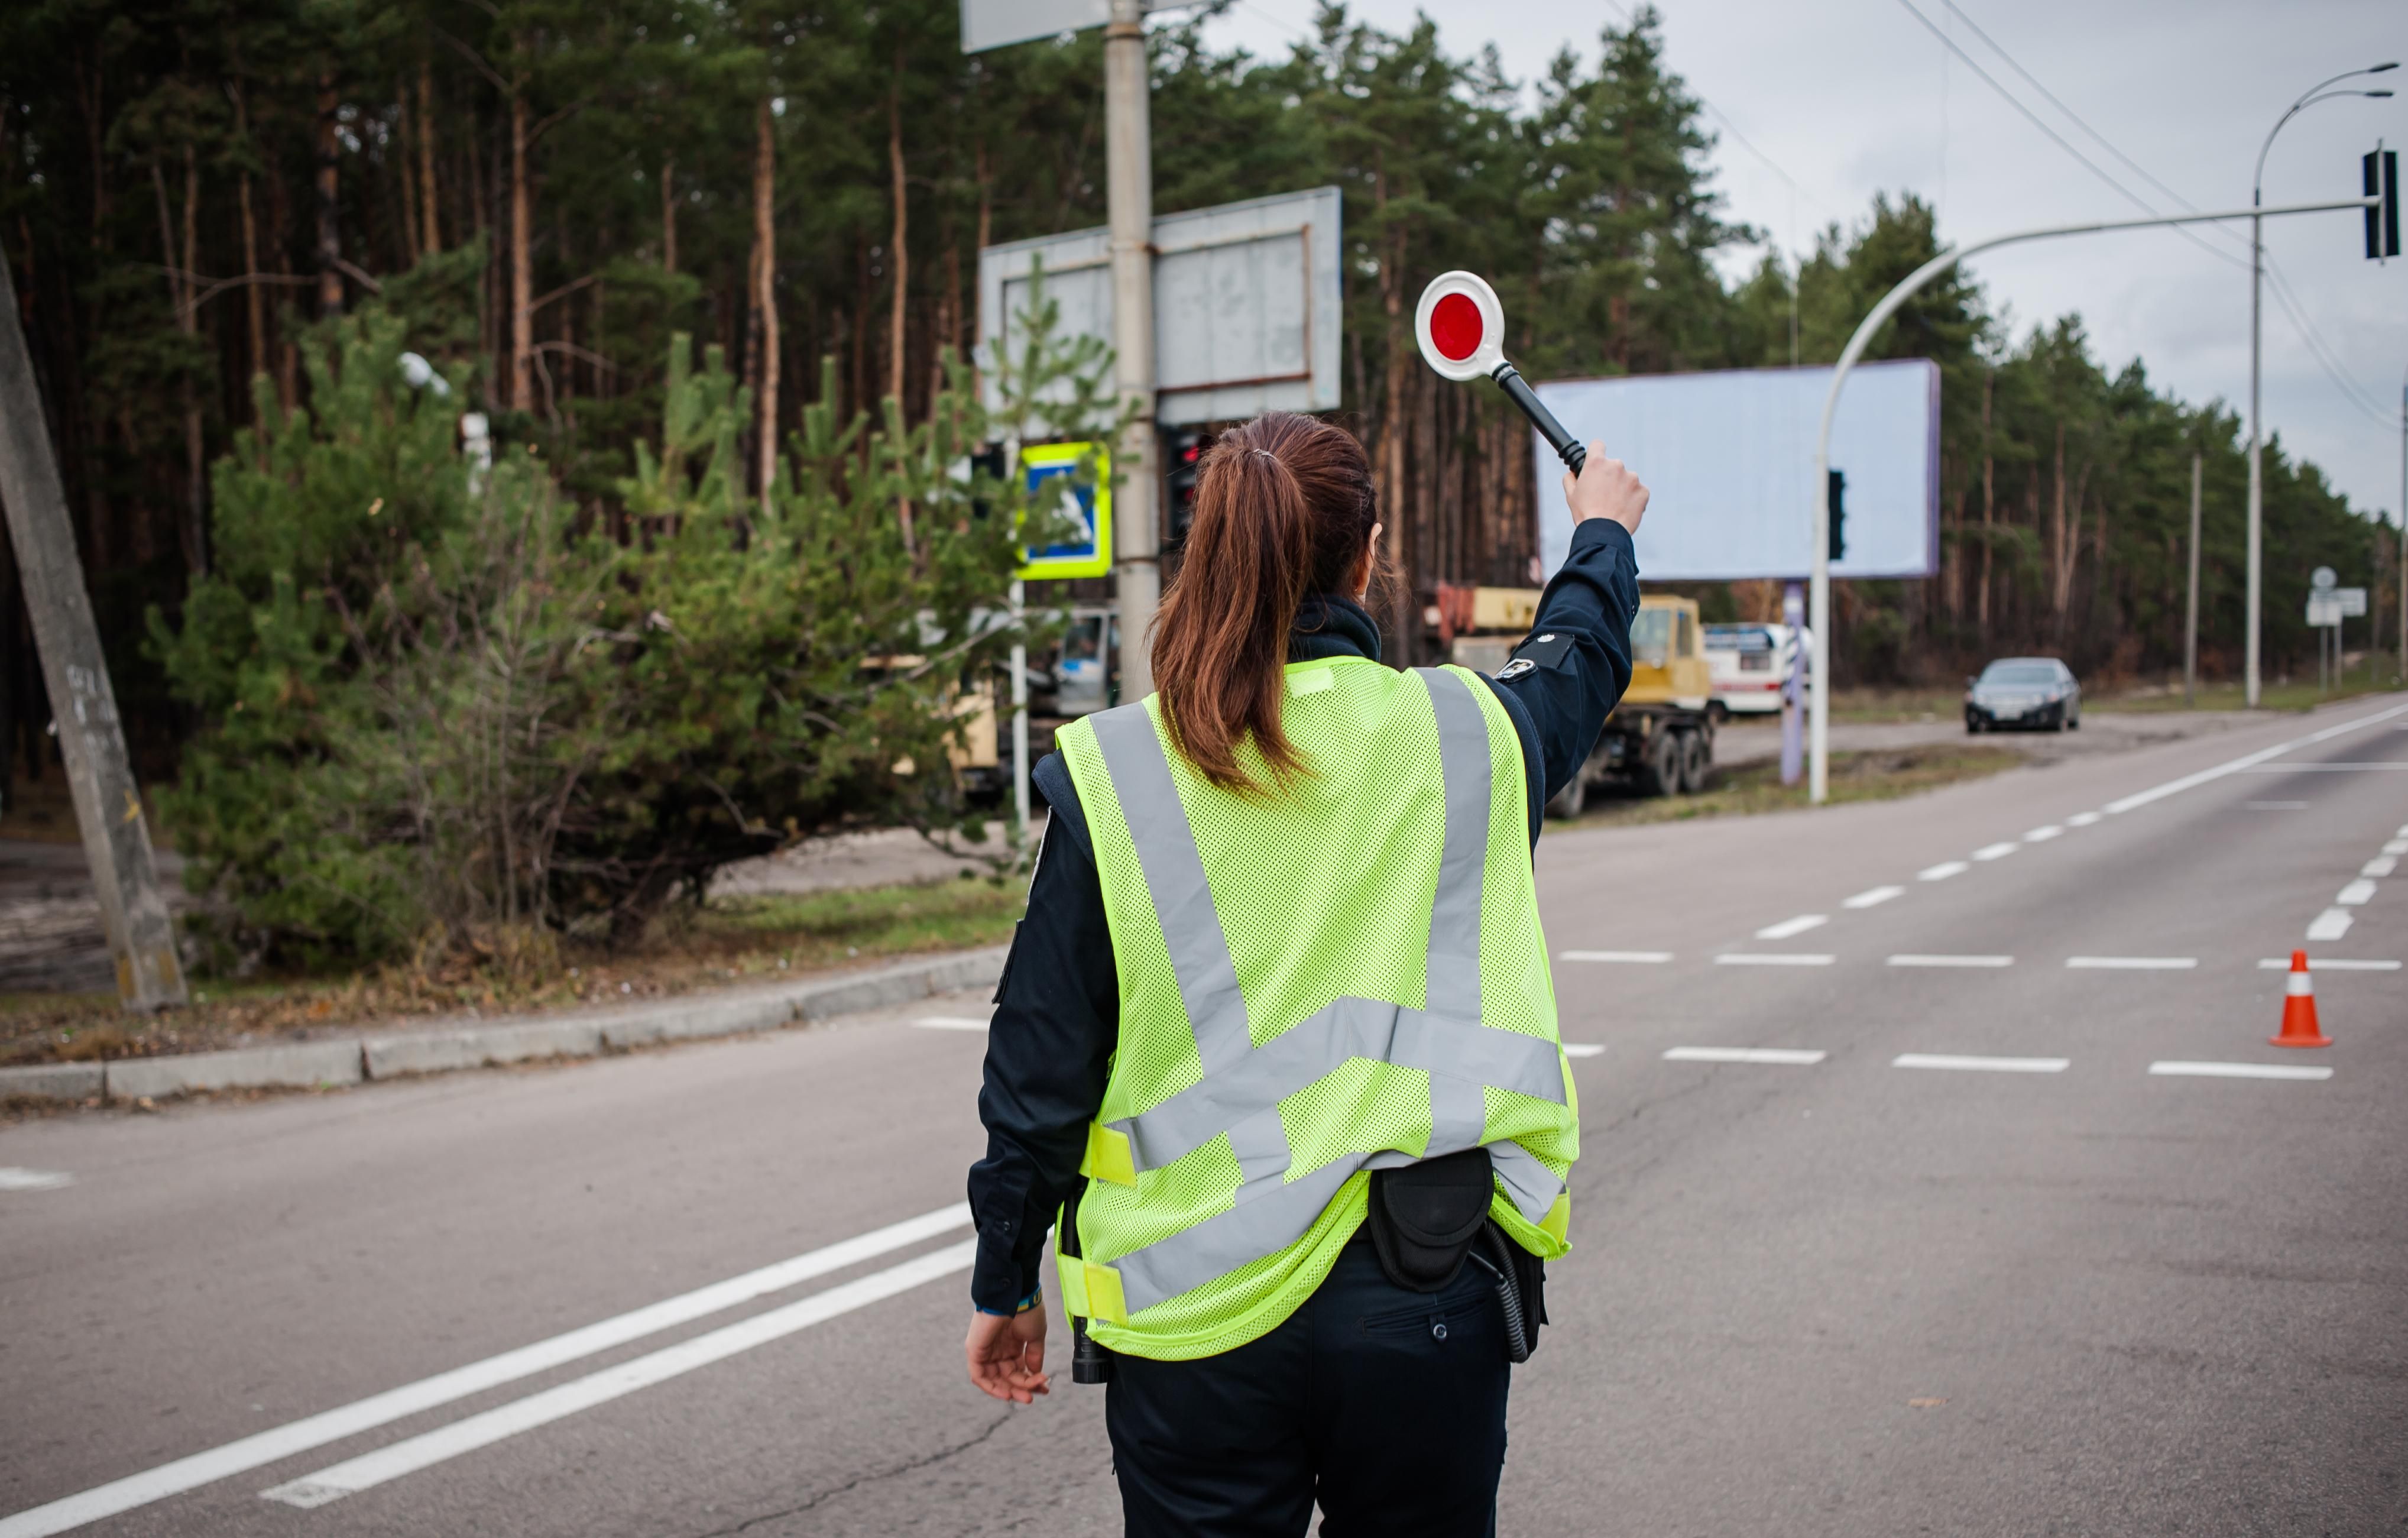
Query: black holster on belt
1366,1147,1548,1362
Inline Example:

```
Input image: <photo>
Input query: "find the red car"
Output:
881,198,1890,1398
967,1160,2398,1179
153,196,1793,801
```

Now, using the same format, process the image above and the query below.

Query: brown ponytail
1152,412,1383,793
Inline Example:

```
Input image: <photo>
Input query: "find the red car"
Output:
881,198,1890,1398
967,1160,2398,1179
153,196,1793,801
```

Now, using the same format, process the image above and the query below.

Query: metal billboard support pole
0,255,188,1009
1104,0,1158,702
1807,192,2377,802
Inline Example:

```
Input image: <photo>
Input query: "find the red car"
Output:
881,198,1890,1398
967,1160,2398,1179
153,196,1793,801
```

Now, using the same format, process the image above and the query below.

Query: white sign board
979,186,1343,428
960,0,1185,53
2307,595,2344,627
1532,360,1942,582
2334,585,2368,617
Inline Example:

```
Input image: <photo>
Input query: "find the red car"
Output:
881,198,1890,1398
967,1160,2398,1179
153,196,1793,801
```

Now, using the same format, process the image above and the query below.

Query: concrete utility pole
1103,0,1158,701
2185,451,2202,707
2399,372,2406,680
1808,190,2377,801
0,256,188,1009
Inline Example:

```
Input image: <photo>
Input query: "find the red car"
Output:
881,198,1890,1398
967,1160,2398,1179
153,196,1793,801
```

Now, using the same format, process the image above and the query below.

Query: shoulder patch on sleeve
1508,629,1576,672
1495,657,1537,681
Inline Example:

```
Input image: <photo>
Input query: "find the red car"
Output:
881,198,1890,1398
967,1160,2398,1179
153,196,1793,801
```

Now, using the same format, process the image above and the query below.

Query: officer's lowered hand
1563,445,1648,536
966,1307,1050,1404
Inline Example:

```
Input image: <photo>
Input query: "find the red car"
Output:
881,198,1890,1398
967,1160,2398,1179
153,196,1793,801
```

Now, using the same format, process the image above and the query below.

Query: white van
1702,623,1804,716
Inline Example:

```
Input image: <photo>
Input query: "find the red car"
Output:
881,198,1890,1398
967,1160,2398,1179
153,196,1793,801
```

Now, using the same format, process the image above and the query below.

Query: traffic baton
1414,271,1587,475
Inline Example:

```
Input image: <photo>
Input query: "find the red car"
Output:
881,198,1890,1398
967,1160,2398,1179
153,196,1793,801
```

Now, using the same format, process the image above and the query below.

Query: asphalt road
4,695,2405,1537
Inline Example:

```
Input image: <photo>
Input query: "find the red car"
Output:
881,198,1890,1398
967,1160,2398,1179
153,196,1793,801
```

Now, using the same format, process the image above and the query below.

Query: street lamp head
2369,61,2399,73
2370,89,2397,99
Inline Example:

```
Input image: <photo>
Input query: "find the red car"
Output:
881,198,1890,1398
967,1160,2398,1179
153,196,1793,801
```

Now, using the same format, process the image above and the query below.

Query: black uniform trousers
1103,1235,1509,1538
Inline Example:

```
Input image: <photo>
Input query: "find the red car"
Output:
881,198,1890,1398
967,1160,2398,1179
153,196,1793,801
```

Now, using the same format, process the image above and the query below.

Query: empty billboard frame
1532,359,1940,582
978,186,1342,427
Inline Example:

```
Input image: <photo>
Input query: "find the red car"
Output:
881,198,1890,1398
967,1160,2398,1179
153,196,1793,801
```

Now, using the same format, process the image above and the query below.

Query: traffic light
1826,469,1847,562
1164,429,1214,546
2366,147,2400,261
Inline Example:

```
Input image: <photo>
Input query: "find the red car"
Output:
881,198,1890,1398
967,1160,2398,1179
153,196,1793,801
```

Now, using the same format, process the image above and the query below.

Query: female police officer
965,409,1646,1536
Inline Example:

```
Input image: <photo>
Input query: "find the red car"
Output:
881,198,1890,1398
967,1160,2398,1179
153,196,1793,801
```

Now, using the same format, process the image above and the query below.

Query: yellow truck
1446,589,1716,815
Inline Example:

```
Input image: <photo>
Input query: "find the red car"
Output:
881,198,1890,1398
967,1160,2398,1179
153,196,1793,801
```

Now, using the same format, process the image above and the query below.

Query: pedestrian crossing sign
1017,441,1112,580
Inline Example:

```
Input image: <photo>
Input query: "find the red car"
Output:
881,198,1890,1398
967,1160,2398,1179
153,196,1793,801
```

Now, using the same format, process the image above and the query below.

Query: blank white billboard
1534,359,1940,582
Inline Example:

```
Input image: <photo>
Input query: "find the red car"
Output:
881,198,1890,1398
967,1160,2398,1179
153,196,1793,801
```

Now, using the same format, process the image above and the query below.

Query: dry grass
0,875,1023,1068
1564,743,2028,830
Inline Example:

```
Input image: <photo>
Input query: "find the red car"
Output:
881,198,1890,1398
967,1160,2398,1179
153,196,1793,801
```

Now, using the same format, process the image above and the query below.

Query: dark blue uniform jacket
967,517,1640,1312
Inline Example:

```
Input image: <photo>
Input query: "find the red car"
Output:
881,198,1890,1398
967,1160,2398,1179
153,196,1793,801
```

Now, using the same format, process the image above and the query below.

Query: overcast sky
1191,0,2406,526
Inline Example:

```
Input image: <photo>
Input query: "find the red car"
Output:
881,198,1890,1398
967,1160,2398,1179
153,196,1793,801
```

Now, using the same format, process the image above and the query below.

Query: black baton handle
1490,362,1586,475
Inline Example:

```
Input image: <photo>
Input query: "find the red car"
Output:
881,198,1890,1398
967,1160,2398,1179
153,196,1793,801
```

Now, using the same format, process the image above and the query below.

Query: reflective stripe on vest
1080,667,1567,1317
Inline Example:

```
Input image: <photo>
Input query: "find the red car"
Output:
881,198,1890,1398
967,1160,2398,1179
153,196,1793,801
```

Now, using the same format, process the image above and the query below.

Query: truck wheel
1546,772,1588,819
1678,730,1711,793
1638,731,1681,796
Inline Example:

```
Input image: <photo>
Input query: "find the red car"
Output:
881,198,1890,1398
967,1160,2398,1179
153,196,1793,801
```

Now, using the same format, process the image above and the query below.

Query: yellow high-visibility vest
1053,656,1578,1361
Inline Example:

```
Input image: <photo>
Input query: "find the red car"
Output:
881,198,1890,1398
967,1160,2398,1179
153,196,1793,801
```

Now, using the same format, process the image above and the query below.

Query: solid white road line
2245,800,2309,810
1754,914,1829,940
2149,1061,2332,1082
1887,954,2013,968
1971,841,2020,862
2256,957,2401,970
912,1016,990,1031
1560,950,1673,964
1892,1054,2069,1073
0,1206,971,1538
1713,953,1836,967
2101,700,2408,815
1663,1047,1827,1066
2338,880,2378,906
0,1168,73,1191
2238,762,2408,772
2364,857,2398,878
2308,908,2355,941
2023,825,2064,841
1562,1044,1606,1058
2066,811,2104,827
1918,861,1970,882
2065,957,2198,970
261,1239,979,1509
1843,885,1905,909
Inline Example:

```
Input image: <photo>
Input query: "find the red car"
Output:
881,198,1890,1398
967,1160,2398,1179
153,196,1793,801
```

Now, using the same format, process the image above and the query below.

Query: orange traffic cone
2269,950,2331,1048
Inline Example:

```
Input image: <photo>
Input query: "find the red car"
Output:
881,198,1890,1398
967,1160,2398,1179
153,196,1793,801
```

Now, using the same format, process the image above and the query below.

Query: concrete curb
0,947,1007,1106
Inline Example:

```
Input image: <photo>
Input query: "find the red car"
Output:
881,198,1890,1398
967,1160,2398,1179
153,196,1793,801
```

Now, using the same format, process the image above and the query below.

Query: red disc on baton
1414,272,1504,381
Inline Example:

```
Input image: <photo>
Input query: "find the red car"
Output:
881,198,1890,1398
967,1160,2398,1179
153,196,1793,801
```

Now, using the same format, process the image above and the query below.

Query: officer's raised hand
965,1306,1049,1404
1564,443,1648,535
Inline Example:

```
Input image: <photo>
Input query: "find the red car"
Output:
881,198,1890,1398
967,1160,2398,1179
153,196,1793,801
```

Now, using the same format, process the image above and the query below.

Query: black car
1965,657,2080,733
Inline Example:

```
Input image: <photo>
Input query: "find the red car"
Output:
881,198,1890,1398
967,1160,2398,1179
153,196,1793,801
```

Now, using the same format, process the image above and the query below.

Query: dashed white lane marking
1755,914,1829,940
2309,908,2355,941
2065,956,2198,970
2023,825,2064,842
2100,701,2408,815
2384,840,2408,856
0,1168,73,1191
2399,824,2408,838
1971,841,2020,862
2256,957,2400,970
2337,880,2378,906
1713,953,1836,967
1843,885,1905,909
912,1016,990,1031
1892,1054,2069,1073
1562,1044,1606,1058
0,1206,972,1538
260,1239,978,1509
1664,1047,1827,1066
1561,950,1673,964
2245,800,2309,810
2066,811,2104,827
2149,1061,2332,1082
1918,860,1970,882
1887,954,2013,968
2364,856,2399,878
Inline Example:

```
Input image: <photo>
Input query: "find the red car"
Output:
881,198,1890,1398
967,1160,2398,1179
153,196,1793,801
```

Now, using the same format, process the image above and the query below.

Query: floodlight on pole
2247,64,2397,710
